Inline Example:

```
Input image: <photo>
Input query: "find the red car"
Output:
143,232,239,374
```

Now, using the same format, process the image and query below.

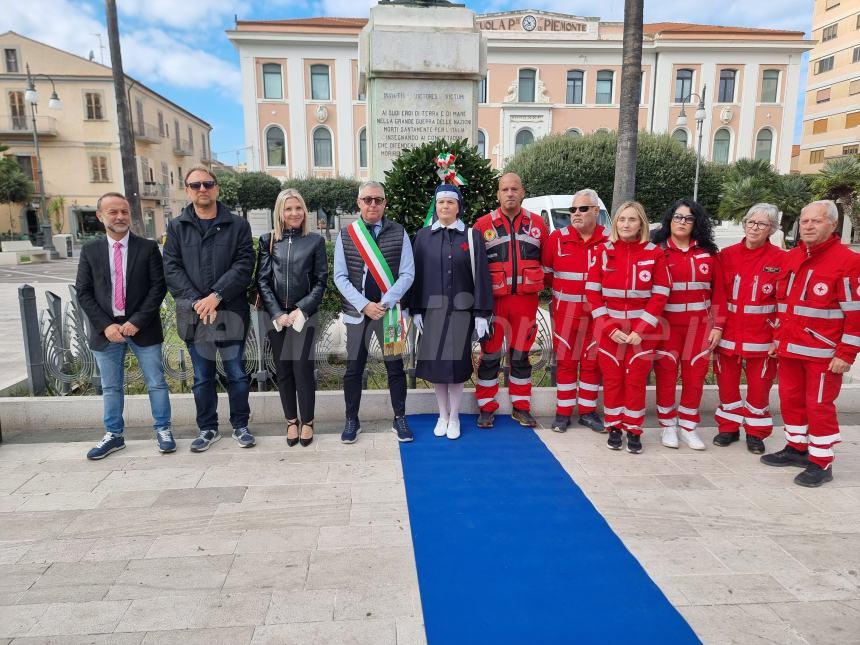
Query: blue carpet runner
399,414,700,645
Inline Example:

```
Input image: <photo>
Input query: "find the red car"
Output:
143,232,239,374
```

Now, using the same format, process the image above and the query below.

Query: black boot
477,410,495,428
626,432,643,454
760,444,809,468
552,415,571,433
607,428,623,451
745,435,765,455
794,463,833,487
578,411,605,433
511,409,538,428
713,432,740,447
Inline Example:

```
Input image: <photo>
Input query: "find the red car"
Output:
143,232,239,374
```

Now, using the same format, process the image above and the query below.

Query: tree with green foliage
505,131,724,220
773,174,813,234
0,144,33,235
48,195,66,233
236,171,283,216
723,157,778,185
282,176,360,215
717,176,774,221
213,171,240,210
812,155,860,243
384,138,498,235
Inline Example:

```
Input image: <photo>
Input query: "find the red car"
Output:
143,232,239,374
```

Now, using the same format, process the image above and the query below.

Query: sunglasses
186,180,217,191
569,205,595,214
672,214,695,224
360,196,385,206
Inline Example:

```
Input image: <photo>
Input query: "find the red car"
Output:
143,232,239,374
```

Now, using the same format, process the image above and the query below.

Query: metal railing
134,122,161,143
0,113,58,136
172,138,193,156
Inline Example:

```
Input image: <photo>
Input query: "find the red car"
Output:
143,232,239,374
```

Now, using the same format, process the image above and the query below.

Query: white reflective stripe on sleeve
508,375,531,386
786,343,835,359
578,381,599,392
807,445,834,458
476,379,498,388
678,405,698,416
744,305,776,314
840,300,860,311
640,311,658,327
510,395,530,402
591,306,608,318
476,397,495,406
543,266,553,274
793,306,844,319
652,285,670,296
718,339,736,350
742,343,773,352
715,408,744,423
809,432,842,445
841,334,860,348
743,417,773,427
726,303,738,313
585,281,602,292
552,291,586,303
556,382,577,391
554,271,586,281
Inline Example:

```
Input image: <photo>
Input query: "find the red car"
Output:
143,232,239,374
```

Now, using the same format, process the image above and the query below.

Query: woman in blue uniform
410,184,494,439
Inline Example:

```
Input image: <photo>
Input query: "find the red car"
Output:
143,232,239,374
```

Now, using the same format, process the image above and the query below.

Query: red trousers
476,293,539,412
654,321,711,431
778,356,843,468
714,353,776,438
597,336,656,435
552,314,599,417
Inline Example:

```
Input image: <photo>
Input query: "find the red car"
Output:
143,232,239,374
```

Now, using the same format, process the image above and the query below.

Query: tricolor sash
346,219,407,356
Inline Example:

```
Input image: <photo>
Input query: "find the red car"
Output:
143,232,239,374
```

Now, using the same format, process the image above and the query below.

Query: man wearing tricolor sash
334,180,415,444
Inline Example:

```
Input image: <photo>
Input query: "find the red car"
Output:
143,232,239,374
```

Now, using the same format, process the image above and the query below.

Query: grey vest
340,218,404,317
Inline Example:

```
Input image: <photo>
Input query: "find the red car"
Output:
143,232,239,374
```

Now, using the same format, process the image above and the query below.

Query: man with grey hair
713,203,785,454
761,200,860,486
541,188,608,433
334,180,415,444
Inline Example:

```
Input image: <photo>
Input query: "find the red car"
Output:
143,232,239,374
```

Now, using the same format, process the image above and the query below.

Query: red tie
113,241,125,311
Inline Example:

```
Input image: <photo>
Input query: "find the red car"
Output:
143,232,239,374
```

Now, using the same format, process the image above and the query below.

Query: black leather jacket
256,229,328,319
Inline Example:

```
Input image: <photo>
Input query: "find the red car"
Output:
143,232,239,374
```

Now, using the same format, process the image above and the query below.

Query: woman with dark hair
257,189,328,447
653,198,726,451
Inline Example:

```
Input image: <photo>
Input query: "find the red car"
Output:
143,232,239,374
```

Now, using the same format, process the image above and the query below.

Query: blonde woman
585,201,670,454
256,189,328,446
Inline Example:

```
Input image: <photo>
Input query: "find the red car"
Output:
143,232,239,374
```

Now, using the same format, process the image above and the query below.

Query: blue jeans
92,339,171,434
186,340,250,431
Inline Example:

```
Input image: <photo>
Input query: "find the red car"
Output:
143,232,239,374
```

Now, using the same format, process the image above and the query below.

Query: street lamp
676,85,707,202
24,63,62,259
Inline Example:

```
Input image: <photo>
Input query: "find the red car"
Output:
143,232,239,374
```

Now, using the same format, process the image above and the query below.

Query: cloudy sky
5,0,812,165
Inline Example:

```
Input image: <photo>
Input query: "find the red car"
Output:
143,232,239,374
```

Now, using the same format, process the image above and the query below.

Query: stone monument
360,1,485,179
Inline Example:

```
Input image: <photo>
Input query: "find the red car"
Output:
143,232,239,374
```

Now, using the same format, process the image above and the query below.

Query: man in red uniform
762,200,860,487
473,173,549,428
542,189,607,433
713,203,785,454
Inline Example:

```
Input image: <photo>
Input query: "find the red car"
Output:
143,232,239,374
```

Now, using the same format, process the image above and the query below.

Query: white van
522,194,611,233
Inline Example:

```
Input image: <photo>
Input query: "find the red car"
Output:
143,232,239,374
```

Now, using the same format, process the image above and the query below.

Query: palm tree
724,157,778,185
772,174,812,234
610,0,644,213
717,176,773,221
812,155,860,243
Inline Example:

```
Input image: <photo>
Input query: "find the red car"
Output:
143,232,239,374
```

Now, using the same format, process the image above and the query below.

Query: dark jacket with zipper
256,229,328,319
163,201,254,342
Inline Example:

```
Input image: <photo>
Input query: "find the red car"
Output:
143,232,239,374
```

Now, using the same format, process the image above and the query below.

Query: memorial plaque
370,78,477,176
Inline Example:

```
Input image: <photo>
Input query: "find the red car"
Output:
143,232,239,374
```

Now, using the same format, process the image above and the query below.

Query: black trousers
343,317,406,420
268,321,317,423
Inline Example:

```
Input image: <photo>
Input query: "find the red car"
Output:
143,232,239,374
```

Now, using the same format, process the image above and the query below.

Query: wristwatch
212,291,223,302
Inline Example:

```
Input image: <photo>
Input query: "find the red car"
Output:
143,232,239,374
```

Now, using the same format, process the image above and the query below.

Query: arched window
596,70,614,104
672,128,688,147
310,64,330,101
713,128,731,164
358,128,367,168
566,128,582,137
477,130,487,158
566,70,584,104
514,129,534,153
518,69,536,102
675,69,693,102
265,126,285,166
313,127,333,168
754,128,773,163
262,63,282,100
718,69,737,103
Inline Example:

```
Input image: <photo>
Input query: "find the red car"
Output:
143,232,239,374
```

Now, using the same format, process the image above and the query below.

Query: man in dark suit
76,192,173,459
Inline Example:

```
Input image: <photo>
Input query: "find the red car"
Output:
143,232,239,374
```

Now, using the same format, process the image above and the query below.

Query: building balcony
134,122,161,144
0,114,58,138
139,181,168,201
172,139,193,156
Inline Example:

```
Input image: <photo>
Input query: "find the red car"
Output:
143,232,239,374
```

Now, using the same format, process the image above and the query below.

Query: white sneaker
446,418,461,440
434,417,448,437
679,428,706,451
661,425,679,449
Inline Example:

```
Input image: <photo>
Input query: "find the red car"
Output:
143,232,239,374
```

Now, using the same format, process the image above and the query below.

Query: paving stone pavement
0,421,858,643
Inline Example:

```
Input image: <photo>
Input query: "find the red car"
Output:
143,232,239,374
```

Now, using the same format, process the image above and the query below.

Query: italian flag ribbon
346,219,407,356
423,152,469,227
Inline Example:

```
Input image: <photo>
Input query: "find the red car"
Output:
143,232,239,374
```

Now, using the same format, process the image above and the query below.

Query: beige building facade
798,0,860,173
228,11,811,180
0,32,212,241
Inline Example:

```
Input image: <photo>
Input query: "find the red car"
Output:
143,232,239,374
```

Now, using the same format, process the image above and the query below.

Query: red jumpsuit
473,208,550,413
714,240,785,438
586,240,670,434
542,224,609,418
774,235,860,468
654,240,726,432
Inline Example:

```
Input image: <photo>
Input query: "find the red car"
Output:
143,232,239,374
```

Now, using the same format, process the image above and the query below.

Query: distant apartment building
227,10,812,180
0,32,212,240
798,0,860,173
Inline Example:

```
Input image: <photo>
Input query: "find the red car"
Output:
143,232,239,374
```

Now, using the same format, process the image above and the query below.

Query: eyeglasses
360,196,385,206
569,205,595,214
186,180,217,191
672,214,695,224
745,220,770,230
